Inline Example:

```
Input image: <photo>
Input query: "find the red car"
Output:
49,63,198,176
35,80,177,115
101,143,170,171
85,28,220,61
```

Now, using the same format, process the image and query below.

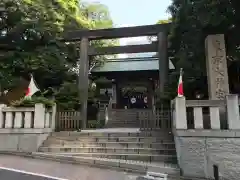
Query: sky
85,0,171,27
85,0,172,57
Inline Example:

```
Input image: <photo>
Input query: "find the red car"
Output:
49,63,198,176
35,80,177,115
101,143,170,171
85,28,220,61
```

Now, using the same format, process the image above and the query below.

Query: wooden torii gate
64,23,171,128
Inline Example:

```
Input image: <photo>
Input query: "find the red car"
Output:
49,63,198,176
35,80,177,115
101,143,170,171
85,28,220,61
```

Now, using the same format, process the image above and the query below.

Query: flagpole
180,68,183,76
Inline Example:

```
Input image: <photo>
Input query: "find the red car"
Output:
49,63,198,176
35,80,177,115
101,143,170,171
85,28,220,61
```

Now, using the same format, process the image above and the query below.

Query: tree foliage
165,0,240,99
157,18,172,24
0,0,116,109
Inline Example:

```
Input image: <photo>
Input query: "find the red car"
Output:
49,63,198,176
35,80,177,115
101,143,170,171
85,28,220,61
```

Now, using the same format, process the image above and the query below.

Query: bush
10,96,55,108
87,119,105,129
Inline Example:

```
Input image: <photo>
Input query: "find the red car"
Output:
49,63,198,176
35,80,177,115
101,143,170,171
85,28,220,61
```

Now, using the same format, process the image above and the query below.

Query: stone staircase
104,119,139,128
104,113,140,128
38,129,179,175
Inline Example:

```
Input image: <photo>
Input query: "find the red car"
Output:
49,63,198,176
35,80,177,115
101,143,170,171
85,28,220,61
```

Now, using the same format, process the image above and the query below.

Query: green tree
80,2,119,63
165,0,240,99
157,18,172,24
0,0,116,109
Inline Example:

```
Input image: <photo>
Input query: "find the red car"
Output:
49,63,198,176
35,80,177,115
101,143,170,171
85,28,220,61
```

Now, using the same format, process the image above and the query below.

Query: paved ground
0,168,67,180
0,155,139,180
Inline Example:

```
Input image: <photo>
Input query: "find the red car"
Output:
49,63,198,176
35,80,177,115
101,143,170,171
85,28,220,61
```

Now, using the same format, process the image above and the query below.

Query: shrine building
91,57,175,109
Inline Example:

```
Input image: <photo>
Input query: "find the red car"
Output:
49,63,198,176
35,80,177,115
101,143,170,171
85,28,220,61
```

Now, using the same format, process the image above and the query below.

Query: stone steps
104,119,139,127
40,152,177,163
50,131,173,137
11,152,180,175
46,136,174,143
40,130,177,164
105,122,139,128
39,146,176,155
105,120,138,123
105,125,139,128
43,139,174,146
42,141,175,149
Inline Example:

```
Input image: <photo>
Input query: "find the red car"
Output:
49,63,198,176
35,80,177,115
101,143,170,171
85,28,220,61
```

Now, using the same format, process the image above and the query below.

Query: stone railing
0,103,56,152
0,103,56,130
172,94,240,130
172,95,240,179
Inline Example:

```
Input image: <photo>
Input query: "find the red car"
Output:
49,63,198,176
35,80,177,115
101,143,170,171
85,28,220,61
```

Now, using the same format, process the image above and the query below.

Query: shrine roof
91,57,175,73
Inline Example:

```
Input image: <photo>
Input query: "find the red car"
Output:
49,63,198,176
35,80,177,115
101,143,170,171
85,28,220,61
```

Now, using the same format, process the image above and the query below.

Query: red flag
177,69,184,97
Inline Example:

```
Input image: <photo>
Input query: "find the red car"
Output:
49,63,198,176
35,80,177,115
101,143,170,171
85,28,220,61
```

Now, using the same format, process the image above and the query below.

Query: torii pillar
158,32,169,96
79,37,89,129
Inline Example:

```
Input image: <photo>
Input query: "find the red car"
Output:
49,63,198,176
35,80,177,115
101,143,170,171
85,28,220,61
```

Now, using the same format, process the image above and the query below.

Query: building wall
174,130,240,180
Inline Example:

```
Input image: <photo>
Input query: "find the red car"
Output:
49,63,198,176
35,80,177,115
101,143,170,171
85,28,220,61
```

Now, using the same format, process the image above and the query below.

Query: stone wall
0,129,51,152
172,34,238,180
0,103,57,152
174,130,240,180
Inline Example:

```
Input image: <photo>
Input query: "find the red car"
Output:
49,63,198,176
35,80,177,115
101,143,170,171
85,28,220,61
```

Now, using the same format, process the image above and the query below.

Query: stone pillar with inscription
205,34,229,129
205,34,229,100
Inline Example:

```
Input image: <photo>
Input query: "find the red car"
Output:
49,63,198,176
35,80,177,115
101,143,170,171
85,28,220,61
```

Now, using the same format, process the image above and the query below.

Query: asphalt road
0,168,66,180
0,155,138,180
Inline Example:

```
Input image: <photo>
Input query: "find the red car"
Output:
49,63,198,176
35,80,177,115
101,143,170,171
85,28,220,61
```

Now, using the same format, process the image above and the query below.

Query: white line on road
0,166,69,180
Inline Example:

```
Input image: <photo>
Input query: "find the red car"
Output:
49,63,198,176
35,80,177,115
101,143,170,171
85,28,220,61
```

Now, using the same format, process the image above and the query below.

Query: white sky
118,24,151,58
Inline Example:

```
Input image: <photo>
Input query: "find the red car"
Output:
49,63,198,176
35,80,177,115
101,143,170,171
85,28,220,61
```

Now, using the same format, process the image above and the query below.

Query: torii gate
63,23,171,128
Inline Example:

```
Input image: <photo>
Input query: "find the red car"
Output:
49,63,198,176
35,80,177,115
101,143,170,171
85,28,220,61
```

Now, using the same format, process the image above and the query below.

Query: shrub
87,119,105,129
10,96,55,108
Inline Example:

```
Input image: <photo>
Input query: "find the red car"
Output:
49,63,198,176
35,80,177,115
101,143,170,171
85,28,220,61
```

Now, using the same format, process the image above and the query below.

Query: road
0,155,138,180
0,167,67,180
